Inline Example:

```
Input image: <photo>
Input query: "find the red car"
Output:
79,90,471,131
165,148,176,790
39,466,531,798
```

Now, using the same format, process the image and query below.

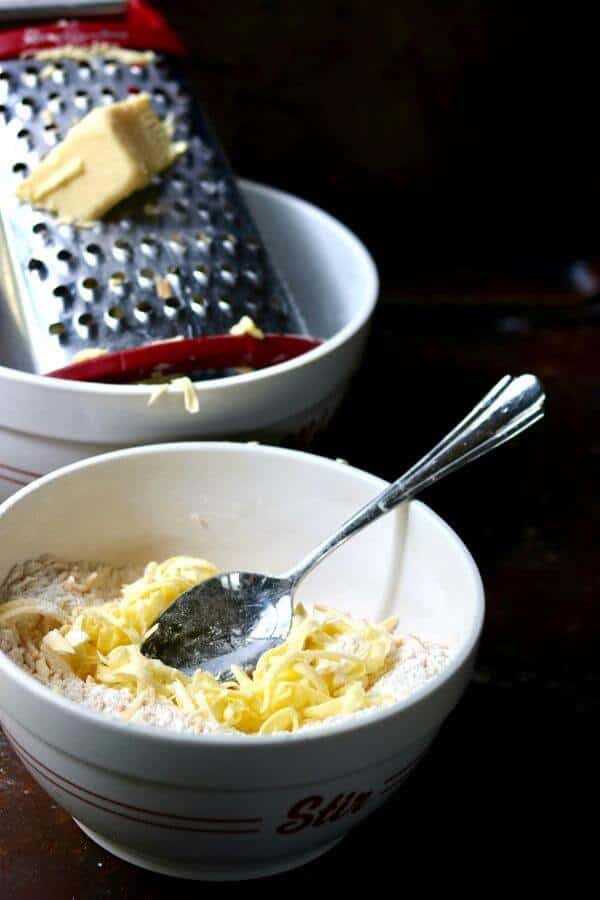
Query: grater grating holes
194,230,212,251
27,258,46,277
222,234,238,255
84,243,103,265
173,200,188,219
152,88,169,104
47,92,64,113
138,268,155,287
43,123,60,145
56,249,75,271
105,305,126,329
21,67,38,88
74,90,91,111
141,236,159,257
32,222,49,240
243,266,262,287
166,266,181,285
103,60,119,77
113,239,133,262
80,277,99,301
58,223,76,241
200,179,217,196
76,312,95,337
50,63,66,84
219,264,237,286
53,286,71,307
109,272,129,295
168,235,186,255
163,296,180,318
191,294,207,314
17,97,36,118
192,264,209,286
135,300,153,322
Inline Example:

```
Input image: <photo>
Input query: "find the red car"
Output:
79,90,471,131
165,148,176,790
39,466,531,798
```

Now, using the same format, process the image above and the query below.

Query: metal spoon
141,374,545,679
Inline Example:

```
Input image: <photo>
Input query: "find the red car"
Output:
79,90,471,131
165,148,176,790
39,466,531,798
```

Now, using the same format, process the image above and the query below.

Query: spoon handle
286,374,545,584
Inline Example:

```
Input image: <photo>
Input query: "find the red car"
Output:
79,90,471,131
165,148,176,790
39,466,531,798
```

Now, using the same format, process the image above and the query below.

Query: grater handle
47,334,322,383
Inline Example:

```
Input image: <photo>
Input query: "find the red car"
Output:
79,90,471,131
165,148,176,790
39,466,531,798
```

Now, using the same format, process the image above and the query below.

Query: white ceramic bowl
0,443,484,880
0,180,378,502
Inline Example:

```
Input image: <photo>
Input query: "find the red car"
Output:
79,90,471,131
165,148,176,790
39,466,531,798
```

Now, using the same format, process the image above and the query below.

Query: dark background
1,2,597,896
162,0,599,301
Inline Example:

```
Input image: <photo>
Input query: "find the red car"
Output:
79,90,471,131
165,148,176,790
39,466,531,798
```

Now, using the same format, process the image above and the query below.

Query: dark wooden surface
1,298,596,897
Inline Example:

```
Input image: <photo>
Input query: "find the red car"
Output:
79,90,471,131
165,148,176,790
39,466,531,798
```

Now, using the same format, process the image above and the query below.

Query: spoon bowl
142,572,294,678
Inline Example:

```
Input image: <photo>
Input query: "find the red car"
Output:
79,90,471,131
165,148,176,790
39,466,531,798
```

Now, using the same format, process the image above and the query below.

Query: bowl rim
0,179,379,399
0,441,485,747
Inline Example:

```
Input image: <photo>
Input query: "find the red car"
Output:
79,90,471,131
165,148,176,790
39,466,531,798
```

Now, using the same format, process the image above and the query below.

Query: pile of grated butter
0,555,450,736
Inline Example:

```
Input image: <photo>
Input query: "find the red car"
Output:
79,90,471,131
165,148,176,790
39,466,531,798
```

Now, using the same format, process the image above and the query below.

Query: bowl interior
0,444,481,651
243,181,374,340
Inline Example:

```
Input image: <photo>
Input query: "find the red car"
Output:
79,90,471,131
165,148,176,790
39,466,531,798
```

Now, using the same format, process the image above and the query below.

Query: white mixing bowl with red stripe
0,180,378,501
0,442,484,880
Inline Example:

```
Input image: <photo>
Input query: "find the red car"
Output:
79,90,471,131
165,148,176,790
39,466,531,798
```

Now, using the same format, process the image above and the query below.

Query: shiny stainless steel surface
142,374,545,679
0,53,306,373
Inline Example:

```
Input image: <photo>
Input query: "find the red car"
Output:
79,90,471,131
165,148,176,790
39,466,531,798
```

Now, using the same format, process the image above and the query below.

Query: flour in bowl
0,555,450,736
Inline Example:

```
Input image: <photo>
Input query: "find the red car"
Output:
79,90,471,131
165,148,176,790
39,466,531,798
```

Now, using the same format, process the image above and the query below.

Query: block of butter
16,93,186,224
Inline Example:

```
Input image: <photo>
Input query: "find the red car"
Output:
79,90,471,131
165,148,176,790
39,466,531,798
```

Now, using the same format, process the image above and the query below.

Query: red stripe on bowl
0,472,30,488
5,732,261,835
0,461,43,478
5,729,262,826
381,753,427,792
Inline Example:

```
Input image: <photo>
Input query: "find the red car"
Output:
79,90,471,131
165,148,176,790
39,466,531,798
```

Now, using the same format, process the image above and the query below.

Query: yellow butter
29,557,395,735
42,629,76,655
229,315,264,339
145,376,199,414
26,44,156,65
16,94,186,224
72,348,109,364
154,276,173,299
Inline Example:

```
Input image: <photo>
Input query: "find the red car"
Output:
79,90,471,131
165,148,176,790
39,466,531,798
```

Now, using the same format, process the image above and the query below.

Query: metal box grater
0,52,307,374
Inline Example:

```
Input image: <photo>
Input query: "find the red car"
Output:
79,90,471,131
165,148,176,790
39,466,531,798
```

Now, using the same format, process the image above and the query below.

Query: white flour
0,557,450,736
